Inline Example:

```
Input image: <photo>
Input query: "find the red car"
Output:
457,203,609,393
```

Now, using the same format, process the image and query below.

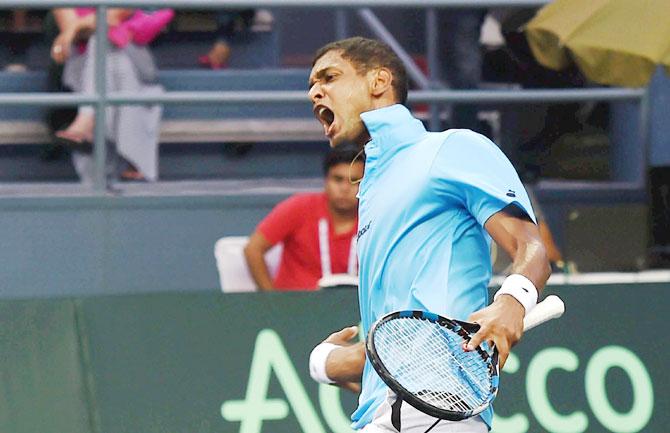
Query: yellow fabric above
526,0,670,87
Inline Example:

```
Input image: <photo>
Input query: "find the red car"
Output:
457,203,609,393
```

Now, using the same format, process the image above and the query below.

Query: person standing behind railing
437,9,487,133
50,7,173,183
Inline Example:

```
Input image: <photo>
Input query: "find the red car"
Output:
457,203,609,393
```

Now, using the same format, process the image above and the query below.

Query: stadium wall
0,193,651,299
0,194,286,298
0,285,666,433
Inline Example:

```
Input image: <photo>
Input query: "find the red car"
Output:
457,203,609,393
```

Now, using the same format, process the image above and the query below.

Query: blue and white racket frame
365,310,500,421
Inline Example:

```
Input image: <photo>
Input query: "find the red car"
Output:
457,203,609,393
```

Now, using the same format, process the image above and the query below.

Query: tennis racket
366,295,565,422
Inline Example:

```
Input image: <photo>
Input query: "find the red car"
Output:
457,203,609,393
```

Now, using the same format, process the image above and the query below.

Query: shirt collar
360,104,427,151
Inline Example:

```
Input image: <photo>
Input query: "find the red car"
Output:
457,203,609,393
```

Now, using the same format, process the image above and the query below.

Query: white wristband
309,342,339,384
494,274,538,314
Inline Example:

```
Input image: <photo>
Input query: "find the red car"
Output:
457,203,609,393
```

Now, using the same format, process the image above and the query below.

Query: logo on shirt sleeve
506,189,516,198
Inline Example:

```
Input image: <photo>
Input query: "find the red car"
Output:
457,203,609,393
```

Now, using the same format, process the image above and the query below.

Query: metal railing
0,0,649,199
1,0,552,7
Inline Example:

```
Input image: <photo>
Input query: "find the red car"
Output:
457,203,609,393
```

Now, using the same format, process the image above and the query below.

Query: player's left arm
467,204,551,367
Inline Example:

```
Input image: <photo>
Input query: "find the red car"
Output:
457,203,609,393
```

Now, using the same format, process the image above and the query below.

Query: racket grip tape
523,295,565,331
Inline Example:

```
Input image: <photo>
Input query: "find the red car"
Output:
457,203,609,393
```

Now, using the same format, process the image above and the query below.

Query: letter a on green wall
221,329,327,433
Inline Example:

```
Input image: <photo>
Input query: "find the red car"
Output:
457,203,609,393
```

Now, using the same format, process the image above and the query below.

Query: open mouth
315,106,335,136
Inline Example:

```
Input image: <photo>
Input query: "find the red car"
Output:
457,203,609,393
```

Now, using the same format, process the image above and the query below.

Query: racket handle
523,295,565,331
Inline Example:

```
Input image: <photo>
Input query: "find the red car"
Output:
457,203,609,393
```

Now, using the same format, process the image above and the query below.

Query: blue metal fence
0,0,649,198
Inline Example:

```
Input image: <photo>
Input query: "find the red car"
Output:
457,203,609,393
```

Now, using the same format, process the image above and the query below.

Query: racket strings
377,319,486,411
374,317,492,414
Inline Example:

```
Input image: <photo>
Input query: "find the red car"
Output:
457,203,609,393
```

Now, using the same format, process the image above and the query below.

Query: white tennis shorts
359,390,488,433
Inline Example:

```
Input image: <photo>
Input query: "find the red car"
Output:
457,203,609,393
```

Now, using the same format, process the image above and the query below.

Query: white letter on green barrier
585,346,653,433
319,384,355,433
527,347,588,433
491,352,529,433
221,329,326,433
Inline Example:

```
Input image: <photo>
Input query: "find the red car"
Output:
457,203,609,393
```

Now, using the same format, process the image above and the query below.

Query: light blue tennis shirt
352,104,536,430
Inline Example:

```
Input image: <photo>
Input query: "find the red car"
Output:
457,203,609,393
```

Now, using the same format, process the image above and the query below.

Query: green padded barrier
0,299,93,433
1,284,666,433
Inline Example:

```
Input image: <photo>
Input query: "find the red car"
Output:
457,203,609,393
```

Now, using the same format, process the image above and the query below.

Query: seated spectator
244,146,363,291
51,7,172,182
198,9,255,69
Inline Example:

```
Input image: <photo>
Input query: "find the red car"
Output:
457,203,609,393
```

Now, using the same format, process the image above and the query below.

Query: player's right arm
243,231,275,291
431,130,550,367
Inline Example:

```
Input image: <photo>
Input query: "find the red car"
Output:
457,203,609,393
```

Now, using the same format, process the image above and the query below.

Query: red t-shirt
257,192,358,290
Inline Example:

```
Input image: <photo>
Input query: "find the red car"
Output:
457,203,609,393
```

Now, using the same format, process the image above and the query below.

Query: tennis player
307,37,551,432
